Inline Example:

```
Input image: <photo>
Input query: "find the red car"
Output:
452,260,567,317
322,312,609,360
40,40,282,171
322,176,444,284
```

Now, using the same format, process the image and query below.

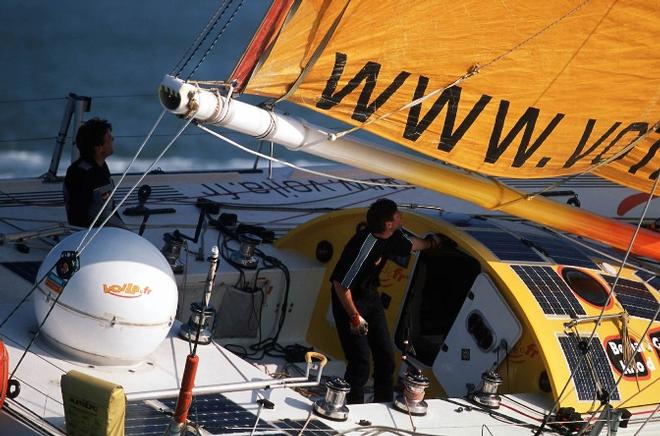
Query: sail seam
272,0,352,105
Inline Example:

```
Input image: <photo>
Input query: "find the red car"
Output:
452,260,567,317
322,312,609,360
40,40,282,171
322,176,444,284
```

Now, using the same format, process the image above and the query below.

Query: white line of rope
75,110,166,253
541,167,659,429
77,115,195,256
197,124,415,189
491,121,660,210
330,1,591,141
546,230,660,277
582,170,659,346
633,403,660,436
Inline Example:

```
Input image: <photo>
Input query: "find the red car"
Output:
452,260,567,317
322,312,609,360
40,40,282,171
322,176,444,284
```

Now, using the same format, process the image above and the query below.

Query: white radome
34,228,178,364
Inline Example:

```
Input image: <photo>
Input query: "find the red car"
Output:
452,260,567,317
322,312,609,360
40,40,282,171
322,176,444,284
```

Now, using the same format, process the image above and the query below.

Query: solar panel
558,335,620,402
635,270,660,291
126,393,269,435
441,213,498,229
512,265,586,317
467,230,545,262
125,394,334,435
519,233,597,269
602,276,660,320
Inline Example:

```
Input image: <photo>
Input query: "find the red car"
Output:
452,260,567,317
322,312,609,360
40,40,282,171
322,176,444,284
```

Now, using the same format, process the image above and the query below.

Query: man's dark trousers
331,288,395,404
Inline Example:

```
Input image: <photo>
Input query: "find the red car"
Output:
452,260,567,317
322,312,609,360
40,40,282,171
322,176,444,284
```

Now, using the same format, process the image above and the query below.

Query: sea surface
0,1,336,179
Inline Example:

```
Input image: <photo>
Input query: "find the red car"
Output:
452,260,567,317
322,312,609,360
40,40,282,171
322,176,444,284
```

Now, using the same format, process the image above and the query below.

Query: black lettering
308,179,336,192
262,180,291,198
486,102,564,166
591,122,648,164
339,180,367,191
316,52,410,122
629,124,660,174
403,78,491,153
629,138,660,175
240,182,269,194
563,120,621,168
203,183,240,200
282,180,313,193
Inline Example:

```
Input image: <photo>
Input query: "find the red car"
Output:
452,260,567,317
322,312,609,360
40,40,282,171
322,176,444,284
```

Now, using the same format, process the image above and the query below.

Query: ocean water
0,1,330,179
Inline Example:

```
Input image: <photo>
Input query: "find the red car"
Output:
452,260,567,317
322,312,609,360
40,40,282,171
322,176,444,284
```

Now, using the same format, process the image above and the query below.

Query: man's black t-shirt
330,228,413,300
63,158,117,227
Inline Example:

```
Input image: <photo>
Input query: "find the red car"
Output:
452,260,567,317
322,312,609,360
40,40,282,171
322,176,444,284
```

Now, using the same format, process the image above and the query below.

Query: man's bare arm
332,280,359,318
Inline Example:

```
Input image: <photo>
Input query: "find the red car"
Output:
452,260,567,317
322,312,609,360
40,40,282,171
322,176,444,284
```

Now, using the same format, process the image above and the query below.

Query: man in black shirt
63,118,124,228
330,198,441,404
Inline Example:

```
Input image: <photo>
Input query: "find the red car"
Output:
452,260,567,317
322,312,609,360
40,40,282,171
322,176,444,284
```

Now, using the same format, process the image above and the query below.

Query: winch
394,370,430,416
230,233,261,268
313,377,351,421
472,369,503,409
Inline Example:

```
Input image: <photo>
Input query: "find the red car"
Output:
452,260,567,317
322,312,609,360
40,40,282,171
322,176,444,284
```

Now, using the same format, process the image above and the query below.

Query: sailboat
0,0,658,434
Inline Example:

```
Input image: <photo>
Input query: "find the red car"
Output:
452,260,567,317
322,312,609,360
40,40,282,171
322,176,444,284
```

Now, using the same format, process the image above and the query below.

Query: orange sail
237,0,659,194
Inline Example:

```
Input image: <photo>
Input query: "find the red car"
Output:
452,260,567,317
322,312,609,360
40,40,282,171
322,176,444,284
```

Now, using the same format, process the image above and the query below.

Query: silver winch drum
394,371,431,416
230,233,261,268
472,369,503,409
313,377,351,421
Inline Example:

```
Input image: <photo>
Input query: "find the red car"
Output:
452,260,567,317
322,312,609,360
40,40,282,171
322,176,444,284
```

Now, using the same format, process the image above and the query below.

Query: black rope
186,0,245,80
174,0,234,77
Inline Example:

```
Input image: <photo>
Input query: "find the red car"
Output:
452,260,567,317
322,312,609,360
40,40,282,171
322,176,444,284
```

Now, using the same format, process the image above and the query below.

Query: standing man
64,118,124,228
330,198,442,404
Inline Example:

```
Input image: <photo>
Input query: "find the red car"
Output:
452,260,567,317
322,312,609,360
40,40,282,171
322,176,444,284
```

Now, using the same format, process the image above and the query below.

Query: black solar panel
512,265,585,317
467,230,545,262
635,270,660,291
558,336,620,401
125,394,334,435
602,276,660,320
519,233,597,269
441,213,498,229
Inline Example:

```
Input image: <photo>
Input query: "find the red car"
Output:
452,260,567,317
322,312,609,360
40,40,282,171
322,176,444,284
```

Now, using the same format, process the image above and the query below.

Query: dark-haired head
366,198,398,233
75,118,112,160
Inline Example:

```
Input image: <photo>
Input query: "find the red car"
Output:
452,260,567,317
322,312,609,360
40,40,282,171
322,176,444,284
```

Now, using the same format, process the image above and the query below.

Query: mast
159,76,660,260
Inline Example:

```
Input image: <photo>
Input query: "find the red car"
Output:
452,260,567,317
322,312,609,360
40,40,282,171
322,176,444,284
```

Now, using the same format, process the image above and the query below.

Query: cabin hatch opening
394,242,480,366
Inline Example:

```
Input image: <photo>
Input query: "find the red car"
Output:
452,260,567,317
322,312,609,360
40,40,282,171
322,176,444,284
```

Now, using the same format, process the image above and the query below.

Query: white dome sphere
34,228,178,364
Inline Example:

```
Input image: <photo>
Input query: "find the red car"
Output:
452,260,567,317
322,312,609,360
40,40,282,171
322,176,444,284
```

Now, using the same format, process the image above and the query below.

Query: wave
0,150,324,179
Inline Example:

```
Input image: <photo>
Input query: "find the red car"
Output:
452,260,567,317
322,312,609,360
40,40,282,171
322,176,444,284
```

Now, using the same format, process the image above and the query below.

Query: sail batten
242,0,660,193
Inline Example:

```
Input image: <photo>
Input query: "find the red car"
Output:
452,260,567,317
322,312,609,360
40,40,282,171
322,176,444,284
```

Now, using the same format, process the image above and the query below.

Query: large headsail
236,0,659,194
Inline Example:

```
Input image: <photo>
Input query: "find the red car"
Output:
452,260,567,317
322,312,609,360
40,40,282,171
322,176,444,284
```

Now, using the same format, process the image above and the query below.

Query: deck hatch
602,275,659,320
512,265,586,317
466,230,545,262
558,335,620,402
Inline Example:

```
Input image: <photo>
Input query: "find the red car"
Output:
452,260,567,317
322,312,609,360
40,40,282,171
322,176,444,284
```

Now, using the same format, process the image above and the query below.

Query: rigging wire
172,0,232,76
578,303,660,435
490,122,660,210
330,1,592,140
197,124,415,189
76,115,194,255
633,403,660,436
186,0,245,80
74,109,167,254
533,169,659,435
3,112,193,378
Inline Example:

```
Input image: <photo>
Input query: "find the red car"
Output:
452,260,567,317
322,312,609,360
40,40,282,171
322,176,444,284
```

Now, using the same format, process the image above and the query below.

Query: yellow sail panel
244,0,660,193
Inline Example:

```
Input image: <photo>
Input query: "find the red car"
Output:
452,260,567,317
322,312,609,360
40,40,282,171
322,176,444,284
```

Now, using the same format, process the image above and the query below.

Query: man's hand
350,313,369,336
437,234,457,249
